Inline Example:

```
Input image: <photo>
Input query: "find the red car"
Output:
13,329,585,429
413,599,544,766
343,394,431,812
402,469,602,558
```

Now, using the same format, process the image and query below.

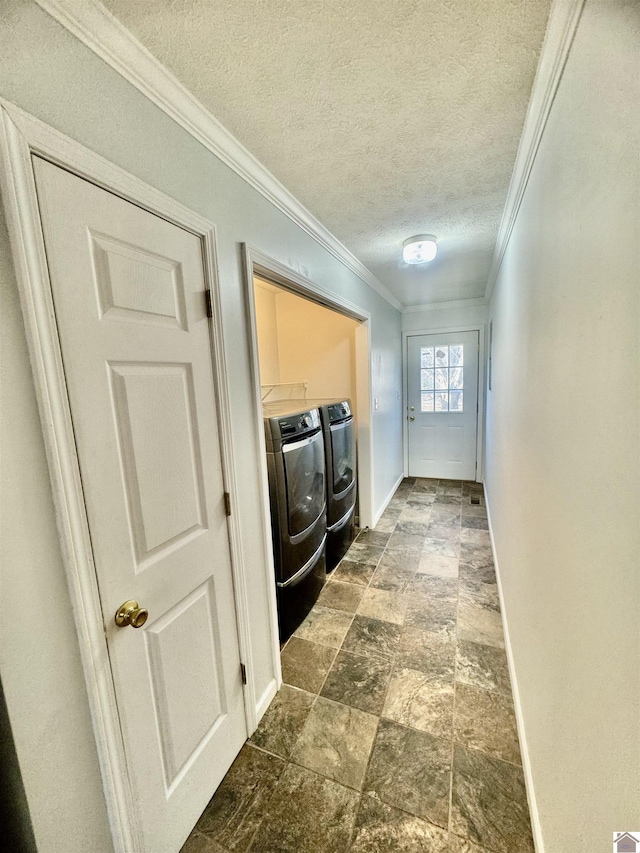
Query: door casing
0,100,265,853
402,326,486,482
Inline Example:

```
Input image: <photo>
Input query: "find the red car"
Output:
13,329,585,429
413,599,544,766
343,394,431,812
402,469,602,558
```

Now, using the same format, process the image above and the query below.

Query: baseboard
372,472,404,528
485,493,545,853
252,677,279,734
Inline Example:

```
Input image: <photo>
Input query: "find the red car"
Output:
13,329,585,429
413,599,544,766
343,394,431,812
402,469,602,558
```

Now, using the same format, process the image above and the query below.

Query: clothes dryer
315,400,357,570
283,398,358,570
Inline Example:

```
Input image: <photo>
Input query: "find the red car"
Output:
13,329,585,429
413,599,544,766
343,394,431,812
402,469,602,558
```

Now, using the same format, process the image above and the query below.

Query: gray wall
0,678,37,853
402,304,488,334
0,2,403,850
484,0,640,849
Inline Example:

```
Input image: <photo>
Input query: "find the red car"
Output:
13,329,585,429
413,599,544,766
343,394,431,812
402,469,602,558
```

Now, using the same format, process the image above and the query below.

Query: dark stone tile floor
183,478,534,853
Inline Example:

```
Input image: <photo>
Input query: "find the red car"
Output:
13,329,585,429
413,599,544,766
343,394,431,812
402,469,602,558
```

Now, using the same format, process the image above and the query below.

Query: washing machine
263,403,327,640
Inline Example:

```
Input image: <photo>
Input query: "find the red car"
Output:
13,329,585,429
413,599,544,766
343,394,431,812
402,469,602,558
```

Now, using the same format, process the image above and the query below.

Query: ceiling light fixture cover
403,234,437,264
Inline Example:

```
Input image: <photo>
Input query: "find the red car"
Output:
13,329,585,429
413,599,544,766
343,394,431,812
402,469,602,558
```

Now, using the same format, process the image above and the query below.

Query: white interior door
32,157,247,853
407,330,479,480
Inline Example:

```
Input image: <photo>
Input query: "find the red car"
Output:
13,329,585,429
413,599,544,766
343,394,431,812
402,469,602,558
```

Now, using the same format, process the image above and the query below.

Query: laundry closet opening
253,271,371,515
254,277,360,426
244,252,374,530
251,269,370,637
242,248,374,643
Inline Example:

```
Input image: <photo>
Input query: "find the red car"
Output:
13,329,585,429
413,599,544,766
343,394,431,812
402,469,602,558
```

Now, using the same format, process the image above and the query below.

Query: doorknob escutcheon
115,600,148,629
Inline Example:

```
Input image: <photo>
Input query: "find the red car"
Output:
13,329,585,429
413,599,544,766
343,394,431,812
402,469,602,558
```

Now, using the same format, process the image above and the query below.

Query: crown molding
35,0,403,313
484,0,586,302
402,297,488,315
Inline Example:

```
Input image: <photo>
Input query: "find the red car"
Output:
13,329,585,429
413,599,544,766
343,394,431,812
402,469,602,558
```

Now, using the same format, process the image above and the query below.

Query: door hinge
205,289,213,318
223,491,231,516
240,663,247,685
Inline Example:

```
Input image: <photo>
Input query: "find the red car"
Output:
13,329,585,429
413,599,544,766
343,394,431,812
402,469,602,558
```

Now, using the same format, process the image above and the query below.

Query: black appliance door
330,419,355,497
282,430,325,536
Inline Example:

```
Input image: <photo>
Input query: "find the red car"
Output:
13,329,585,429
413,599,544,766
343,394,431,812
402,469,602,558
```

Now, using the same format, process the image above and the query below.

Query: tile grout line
363,484,510,839
262,479,514,852
393,478,461,841
344,477,416,848
266,513,399,844
378,479,462,838
448,491,462,837
265,519,399,848
354,478,451,839
241,751,282,853
341,486,522,768
247,732,480,853
246,586,357,852
341,477,424,845
193,480,513,853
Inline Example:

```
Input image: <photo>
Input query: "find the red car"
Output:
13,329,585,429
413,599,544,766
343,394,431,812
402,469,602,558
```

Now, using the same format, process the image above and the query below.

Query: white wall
254,282,281,385
0,3,403,851
402,303,488,334
254,279,359,406
275,291,359,407
484,1,640,849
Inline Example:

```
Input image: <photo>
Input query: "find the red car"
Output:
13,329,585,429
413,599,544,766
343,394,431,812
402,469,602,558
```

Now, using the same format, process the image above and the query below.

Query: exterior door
32,157,247,853
407,330,479,480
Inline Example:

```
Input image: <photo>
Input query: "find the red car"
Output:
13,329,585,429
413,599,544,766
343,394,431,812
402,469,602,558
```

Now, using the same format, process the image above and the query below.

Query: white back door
33,157,247,853
407,330,479,480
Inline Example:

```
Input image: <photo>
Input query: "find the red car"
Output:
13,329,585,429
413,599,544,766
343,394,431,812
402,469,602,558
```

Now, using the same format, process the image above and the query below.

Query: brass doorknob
409,416,415,421
115,600,148,629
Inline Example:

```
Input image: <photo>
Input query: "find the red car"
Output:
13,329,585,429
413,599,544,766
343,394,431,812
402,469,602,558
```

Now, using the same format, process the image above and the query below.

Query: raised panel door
33,157,246,853
407,330,479,480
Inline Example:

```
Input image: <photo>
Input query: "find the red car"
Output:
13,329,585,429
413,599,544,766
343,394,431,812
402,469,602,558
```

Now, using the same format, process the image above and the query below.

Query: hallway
182,478,533,853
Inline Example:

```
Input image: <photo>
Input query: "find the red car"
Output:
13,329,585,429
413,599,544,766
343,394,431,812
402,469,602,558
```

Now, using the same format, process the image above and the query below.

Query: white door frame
402,325,486,482
0,100,255,853
241,245,375,539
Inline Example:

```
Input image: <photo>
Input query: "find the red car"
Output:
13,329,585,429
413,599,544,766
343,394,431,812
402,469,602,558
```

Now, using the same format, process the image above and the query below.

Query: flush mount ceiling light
402,234,437,265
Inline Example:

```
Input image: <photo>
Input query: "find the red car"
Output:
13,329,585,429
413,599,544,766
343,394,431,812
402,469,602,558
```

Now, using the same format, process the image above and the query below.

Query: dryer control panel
326,400,352,424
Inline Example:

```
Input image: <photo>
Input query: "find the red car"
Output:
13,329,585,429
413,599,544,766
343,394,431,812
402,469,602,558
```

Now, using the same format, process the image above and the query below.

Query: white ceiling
101,0,552,307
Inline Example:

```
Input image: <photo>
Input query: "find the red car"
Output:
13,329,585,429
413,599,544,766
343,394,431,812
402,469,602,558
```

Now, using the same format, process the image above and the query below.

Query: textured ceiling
101,0,552,306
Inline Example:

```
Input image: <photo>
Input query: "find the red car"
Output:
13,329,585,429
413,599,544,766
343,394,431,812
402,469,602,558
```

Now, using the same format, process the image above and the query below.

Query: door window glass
283,433,325,536
330,422,355,495
420,345,464,412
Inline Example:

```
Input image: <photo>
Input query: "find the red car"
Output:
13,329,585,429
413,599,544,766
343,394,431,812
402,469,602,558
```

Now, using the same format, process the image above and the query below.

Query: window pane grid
419,345,464,412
